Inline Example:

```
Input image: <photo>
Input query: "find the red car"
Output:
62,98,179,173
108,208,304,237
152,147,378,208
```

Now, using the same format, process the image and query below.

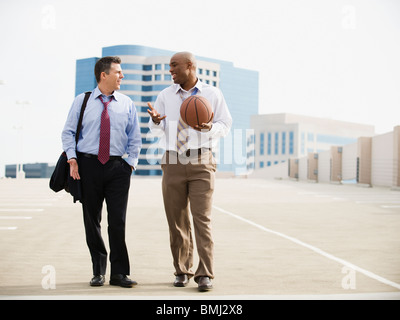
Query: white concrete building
250,113,375,171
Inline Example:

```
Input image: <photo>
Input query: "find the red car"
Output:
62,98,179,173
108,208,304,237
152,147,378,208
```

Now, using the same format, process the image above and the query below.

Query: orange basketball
180,95,213,128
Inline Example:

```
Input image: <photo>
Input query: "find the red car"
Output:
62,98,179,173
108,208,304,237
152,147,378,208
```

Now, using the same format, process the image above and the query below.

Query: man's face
103,63,124,91
169,54,190,85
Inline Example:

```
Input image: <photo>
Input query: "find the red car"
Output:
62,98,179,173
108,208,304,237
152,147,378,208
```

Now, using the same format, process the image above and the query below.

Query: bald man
147,52,232,291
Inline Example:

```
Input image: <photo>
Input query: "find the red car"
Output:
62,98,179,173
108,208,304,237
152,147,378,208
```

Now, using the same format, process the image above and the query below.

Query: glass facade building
75,45,259,176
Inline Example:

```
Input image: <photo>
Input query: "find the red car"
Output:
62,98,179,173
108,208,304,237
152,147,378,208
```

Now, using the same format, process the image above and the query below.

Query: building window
155,64,162,70
213,71,217,77
165,64,170,70
143,75,152,81
260,161,264,169
274,132,279,155
289,131,294,155
143,65,152,71
260,133,264,155
165,74,172,81
213,81,217,87
282,132,286,155
199,68,203,75
155,74,162,81
267,133,272,155
206,70,210,76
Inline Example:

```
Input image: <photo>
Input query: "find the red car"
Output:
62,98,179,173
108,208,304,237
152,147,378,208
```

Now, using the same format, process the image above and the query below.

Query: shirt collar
174,79,203,94
94,86,119,101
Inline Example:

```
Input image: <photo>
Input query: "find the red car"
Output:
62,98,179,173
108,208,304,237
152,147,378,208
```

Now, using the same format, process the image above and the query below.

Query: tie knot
98,95,113,109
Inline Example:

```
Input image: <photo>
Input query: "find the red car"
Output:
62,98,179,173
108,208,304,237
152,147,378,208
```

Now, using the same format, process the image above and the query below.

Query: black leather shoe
90,275,105,287
197,276,213,292
174,274,189,287
109,274,137,288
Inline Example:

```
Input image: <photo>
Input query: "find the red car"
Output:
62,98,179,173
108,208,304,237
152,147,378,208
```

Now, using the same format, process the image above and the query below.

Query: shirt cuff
125,157,138,168
66,149,77,160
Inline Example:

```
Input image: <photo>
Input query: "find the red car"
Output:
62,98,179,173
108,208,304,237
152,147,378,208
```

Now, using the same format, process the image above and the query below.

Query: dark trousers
78,155,132,276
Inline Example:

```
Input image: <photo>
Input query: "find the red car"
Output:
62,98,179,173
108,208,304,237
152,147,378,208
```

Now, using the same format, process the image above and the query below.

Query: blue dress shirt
62,87,142,167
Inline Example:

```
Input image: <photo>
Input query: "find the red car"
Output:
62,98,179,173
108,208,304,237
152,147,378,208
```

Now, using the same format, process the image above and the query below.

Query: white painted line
0,209,44,212
0,227,17,230
213,205,400,291
381,205,400,209
0,203,52,206
0,198,57,202
0,216,32,220
356,201,400,204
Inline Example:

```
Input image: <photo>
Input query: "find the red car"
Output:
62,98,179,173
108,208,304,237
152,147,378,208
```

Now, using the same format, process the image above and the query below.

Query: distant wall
251,126,400,188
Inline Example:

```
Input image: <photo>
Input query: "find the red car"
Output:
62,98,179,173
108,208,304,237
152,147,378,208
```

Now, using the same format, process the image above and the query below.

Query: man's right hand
147,102,166,124
67,158,80,180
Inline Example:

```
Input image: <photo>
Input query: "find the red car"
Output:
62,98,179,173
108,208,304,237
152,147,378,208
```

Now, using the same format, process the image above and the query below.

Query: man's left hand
194,113,214,132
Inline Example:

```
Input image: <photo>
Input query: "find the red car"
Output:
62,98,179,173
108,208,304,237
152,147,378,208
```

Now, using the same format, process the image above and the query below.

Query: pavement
0,177,399,300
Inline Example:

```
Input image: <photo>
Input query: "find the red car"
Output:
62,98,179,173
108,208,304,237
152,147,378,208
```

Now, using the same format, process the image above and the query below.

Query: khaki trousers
161,150,216,281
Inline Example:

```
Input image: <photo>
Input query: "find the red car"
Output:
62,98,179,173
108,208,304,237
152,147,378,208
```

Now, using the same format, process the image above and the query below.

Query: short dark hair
94,56,121,83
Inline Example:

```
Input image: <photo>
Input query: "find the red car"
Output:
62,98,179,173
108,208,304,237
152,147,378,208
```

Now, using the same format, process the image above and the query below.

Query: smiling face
101,62,124,93
169,52,197,90
169,54,190,84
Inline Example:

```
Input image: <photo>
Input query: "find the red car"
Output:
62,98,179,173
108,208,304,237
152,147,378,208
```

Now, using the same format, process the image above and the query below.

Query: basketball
180,95,213,128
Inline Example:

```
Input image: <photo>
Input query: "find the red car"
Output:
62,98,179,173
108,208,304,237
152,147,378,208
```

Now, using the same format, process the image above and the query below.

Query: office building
75,45,259,176
251,113,375,170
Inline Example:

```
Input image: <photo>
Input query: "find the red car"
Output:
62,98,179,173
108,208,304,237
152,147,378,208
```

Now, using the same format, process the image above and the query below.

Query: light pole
15,100,32,179
0,81,5,179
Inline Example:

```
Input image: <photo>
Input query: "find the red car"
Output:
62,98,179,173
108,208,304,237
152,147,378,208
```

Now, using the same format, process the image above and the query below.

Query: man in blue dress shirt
62,56,142,287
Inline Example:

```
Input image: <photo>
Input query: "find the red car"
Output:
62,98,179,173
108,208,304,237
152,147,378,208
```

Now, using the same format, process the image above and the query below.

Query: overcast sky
0,0,399,176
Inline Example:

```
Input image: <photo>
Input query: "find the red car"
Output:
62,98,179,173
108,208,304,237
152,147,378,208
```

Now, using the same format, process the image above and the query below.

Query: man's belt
167,148,211,157
77,152,122,161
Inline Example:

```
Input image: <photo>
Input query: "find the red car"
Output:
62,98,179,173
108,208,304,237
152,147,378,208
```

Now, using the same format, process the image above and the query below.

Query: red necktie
98,96,112,164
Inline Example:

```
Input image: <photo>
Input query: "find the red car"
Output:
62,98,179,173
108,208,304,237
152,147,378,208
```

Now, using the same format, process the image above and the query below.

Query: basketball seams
183,96,196,124
180,95,212,128
194,99,200,126
195,97,211,123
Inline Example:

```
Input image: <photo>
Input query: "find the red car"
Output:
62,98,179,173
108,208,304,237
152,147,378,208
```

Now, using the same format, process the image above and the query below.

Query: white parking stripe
0,209,44,212
213,205,400,291
0,227,17,230
0,203,52,206
356,201,400,204
0,216,32,220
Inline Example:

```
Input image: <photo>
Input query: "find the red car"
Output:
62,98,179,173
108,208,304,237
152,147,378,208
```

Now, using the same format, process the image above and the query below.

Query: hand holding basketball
194,112,214,132
180,95,213,131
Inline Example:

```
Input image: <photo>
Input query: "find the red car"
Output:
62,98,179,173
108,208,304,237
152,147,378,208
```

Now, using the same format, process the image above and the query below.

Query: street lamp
15,100,32,179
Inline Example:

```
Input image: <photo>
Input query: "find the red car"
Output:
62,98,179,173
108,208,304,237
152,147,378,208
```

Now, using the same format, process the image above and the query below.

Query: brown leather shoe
174,274,189,287
197,276,213,292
